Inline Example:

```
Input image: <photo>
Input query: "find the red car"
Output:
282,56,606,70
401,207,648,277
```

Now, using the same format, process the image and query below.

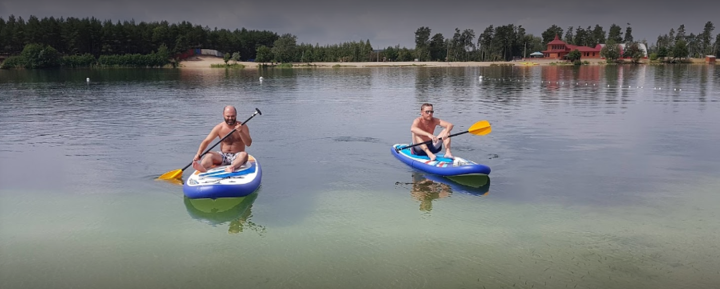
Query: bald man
192,106,253,173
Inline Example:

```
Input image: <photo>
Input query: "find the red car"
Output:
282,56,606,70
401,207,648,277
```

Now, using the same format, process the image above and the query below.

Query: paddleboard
391,144,491,176
183,155,262,199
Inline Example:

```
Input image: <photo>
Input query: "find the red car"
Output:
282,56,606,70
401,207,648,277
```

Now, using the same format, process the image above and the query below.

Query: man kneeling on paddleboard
192,105,253,173
410,103,454,161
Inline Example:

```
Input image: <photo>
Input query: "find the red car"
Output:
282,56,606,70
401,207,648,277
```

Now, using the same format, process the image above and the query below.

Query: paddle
395,120,491,152
158,108,262,180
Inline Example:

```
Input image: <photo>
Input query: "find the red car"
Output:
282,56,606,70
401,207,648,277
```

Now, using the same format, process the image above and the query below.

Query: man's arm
194,125,220,160
437,119,454,139
236,123,252,147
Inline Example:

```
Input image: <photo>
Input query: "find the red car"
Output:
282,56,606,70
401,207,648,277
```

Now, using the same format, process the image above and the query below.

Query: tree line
0,15,381,68
0,15,283,68
414,22,718,62
653,23,718,60
1,14,718,68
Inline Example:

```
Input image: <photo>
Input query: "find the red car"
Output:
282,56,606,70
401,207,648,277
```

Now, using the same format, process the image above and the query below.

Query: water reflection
396,172,490,211
0,68,185,84
158,178,184,186
183,192,265,235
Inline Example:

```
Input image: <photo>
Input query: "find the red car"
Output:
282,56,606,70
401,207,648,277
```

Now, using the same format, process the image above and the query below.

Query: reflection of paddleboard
184,192,258,226
183,155,262,199
391,144,491,176
422,173,490,197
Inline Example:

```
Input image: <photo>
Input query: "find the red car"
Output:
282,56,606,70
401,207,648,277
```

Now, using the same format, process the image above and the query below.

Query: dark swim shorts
412,142,442,156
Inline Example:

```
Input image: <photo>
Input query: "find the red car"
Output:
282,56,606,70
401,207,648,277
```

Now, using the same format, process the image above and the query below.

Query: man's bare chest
418,121,437,133
219,129,242,143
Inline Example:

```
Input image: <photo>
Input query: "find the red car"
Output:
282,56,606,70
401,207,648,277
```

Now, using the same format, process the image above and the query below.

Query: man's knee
206,152,223,164
233,152,248,164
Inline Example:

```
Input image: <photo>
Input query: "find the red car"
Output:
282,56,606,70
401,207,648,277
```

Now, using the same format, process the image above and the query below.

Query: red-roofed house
542,35,603,59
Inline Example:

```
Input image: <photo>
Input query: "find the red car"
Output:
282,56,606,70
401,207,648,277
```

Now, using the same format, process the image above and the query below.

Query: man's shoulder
436,117,450,123
213,123,229,133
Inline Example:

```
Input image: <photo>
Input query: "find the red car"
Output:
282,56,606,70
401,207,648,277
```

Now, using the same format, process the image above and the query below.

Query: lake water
1,65,719,288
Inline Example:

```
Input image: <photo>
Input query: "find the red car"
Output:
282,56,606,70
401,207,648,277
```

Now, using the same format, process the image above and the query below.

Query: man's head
420,103,434,120
223,106,238,125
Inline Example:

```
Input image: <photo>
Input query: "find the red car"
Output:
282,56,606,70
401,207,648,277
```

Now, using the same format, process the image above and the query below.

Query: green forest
1,15,718,69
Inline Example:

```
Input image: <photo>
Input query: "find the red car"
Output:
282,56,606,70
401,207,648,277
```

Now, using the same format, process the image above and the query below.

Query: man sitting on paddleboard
410,103,454,161
192,105,253,173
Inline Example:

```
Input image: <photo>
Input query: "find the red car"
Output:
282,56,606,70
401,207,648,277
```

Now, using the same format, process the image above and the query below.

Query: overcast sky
1,0,717,48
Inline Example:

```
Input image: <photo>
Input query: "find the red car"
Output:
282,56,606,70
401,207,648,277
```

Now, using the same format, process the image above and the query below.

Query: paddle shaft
397,130,470,151
180,109,261,171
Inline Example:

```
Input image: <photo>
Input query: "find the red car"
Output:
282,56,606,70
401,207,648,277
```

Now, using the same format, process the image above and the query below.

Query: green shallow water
2,177,719,288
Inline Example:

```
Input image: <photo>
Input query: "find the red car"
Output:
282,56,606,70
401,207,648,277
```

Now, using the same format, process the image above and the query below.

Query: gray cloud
2,0,717,48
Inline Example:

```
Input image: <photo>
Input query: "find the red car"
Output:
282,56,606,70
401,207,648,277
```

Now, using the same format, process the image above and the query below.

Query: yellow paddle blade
468,120,491,135
158,169,183,180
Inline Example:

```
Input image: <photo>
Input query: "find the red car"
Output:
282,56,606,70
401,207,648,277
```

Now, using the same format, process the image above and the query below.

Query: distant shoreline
179,56,712,69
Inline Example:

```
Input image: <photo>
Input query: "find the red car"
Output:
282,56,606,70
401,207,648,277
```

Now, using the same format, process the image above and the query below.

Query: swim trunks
412,141,442,156
220,152,242,165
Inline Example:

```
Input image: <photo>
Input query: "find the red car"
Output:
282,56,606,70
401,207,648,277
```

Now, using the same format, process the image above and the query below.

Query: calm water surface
1,65,719,288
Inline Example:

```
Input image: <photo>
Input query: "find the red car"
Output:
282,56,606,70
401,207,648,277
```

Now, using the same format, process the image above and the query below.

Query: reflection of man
228,206,266,235
410,173,452,211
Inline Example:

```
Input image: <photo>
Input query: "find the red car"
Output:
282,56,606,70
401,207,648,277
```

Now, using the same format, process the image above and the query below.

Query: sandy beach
178,55,610,69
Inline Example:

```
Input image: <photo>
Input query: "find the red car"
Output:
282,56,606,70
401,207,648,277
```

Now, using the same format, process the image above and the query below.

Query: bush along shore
1,43,173,69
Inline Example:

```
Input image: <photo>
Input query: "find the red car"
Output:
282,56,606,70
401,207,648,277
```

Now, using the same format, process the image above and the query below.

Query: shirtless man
410,103,454,161
192,106,253,173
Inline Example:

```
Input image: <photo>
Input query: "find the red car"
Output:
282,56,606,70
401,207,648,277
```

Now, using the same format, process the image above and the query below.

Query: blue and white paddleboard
392,144,491,176
183,155,262,199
